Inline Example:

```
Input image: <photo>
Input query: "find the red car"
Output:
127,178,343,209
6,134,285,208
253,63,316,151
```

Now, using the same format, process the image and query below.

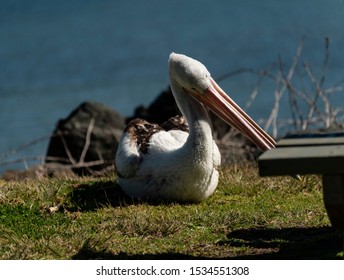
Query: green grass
0,163,343,259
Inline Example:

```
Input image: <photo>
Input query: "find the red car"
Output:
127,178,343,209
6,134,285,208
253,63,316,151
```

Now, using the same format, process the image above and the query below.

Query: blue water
1,0,344,174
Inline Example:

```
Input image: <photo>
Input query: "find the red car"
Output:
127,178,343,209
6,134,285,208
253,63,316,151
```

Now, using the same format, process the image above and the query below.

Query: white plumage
115,53,275,202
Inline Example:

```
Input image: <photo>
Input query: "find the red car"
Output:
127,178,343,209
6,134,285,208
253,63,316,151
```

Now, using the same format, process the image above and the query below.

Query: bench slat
258,145,344,176
277,137,344,147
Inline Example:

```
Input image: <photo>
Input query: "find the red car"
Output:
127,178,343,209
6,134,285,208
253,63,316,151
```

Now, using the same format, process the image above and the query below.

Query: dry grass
0,164,342,260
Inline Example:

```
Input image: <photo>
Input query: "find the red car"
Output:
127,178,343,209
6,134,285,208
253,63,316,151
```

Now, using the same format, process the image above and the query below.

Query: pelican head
168,52,275,152
169,53,211,93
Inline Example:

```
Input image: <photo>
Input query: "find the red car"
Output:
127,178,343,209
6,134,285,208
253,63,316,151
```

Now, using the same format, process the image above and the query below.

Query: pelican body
115,53,275,202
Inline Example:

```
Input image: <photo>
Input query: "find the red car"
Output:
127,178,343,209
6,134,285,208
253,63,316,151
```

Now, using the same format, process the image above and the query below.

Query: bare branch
324,86,344,95
79,118,95,164
319,37,330,88
0,134,52,161
303,62,333,128
0,156,45,167
264,69,283,138
58,131,77,165
245,74,264,111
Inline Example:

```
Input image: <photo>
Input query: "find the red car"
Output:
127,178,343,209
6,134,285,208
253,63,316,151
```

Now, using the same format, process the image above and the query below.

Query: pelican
115,53,275,202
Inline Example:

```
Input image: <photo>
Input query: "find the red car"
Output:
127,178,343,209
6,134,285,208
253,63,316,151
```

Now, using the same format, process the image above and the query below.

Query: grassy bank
0,163,342,259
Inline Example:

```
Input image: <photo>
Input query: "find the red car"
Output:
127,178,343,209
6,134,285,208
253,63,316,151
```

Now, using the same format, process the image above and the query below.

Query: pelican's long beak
189,77,276,151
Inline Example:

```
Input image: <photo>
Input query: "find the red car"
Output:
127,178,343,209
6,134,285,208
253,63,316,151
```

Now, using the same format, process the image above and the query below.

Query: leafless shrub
217,37,344,139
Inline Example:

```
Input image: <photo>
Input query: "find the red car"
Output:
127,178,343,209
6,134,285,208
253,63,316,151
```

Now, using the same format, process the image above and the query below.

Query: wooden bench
258,132,344,230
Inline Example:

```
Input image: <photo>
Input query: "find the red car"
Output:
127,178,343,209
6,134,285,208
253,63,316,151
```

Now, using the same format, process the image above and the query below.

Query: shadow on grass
71,226,343,260
224,226,343,260
67,181,133,211
67,181,189,211
72,245,206,260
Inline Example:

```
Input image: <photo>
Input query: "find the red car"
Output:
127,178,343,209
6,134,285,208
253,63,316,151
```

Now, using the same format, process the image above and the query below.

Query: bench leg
322,175,344,230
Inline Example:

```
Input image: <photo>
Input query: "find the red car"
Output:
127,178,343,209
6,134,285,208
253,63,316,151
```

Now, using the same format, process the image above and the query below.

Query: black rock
127,87,181,124
46,101,124,174
128,87,232,138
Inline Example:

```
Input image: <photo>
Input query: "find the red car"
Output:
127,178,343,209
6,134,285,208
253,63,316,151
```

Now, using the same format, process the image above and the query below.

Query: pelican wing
115,118,188,179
